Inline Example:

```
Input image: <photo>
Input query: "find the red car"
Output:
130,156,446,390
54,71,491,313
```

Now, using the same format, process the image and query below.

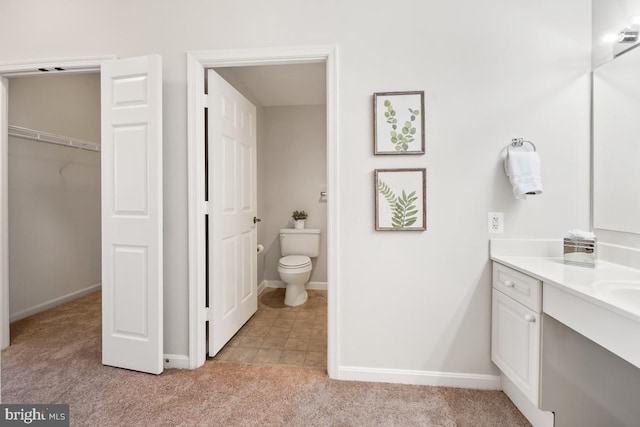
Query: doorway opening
8,71,101,325
208,64,328,368
1,69,102,352
186,46,340,375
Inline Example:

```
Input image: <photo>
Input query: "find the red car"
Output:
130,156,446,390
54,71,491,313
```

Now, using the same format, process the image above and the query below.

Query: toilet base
284,282,308,306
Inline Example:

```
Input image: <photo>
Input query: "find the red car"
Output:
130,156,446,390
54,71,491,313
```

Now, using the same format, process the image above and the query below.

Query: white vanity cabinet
491,262,542,406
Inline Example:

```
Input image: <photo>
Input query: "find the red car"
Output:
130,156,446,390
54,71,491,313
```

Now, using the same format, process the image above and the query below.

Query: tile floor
213,288,327,369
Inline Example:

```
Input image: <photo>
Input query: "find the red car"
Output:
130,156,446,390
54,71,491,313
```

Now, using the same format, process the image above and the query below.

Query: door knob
504,280,515,288
523,314,536,323
253,217,262,224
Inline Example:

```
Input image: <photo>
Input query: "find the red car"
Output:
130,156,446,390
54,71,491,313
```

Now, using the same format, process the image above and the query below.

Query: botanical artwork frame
375,168,426,231
373,91,425,155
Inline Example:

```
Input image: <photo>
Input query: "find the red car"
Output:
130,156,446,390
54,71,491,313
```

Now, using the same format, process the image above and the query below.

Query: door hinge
202,94,209,109
204,307,211,322
202,201,210,215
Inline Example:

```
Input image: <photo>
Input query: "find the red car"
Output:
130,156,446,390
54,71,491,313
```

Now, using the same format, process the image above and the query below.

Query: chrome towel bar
508,138,536,152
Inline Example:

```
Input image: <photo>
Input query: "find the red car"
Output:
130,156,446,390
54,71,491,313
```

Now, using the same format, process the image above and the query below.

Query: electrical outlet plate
488,212,504,234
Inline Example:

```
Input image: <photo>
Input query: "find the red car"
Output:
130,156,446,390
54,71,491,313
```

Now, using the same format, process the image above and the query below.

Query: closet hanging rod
8,125,101,152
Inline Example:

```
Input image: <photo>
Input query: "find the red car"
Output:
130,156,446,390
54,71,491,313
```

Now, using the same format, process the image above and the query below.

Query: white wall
0,0,592,377
260,106,327,283
8,74,101,320
9,74,101,142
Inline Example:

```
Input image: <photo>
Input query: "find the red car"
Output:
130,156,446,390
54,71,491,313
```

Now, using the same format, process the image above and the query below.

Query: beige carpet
1,292,530,426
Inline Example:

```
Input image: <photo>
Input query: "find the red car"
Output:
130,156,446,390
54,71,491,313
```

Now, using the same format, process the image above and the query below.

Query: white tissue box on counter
563,237,597,268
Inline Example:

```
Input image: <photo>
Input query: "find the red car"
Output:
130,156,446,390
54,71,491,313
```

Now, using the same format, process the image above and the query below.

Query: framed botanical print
373,91,425,155
375,168,426,231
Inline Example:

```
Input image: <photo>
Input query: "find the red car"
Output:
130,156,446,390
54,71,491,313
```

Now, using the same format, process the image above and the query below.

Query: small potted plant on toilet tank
292,210,308,230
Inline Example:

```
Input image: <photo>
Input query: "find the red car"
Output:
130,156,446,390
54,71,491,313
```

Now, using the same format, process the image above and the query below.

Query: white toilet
277,228,321,306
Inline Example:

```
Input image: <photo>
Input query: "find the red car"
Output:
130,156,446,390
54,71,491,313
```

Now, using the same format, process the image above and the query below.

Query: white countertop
491,255,640,323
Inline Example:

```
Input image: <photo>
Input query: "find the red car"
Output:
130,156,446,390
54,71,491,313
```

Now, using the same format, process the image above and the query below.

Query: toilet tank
279,228,321,257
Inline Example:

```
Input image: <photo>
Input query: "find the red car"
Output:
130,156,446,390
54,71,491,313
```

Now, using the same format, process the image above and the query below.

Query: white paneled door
207,69,257,356
101,56,163,374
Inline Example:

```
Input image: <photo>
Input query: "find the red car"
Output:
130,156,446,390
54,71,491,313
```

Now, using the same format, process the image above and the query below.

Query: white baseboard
307,281,328,290
264,280,327,290
338,365,502,390
264,280,285,288
10,283,102,323
258,280,267,295
163,354,190,370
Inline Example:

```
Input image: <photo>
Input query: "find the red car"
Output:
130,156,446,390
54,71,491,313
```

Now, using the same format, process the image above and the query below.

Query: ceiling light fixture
618,27,639,43
602,32,619,43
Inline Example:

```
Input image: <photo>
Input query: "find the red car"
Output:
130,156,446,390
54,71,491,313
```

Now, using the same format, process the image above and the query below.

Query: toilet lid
278,255,312,269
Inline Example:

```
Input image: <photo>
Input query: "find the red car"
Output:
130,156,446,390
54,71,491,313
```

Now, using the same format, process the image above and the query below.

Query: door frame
0,55,116,350
186,45,340,376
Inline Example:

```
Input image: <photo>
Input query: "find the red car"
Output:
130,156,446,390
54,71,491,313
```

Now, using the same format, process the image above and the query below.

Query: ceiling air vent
37,67,66,72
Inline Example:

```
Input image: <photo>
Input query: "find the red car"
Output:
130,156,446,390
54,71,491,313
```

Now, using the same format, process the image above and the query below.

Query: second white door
207,69,258,356
101,55,164,374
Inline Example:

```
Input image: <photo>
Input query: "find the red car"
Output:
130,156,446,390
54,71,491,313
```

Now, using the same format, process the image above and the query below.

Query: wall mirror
593,45,640,234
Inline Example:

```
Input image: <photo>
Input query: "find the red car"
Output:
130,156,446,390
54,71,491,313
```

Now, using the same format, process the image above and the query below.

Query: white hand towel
506,151,543,200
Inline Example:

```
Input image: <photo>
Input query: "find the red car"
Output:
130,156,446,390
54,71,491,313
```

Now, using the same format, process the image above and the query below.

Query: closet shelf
8,125,100,152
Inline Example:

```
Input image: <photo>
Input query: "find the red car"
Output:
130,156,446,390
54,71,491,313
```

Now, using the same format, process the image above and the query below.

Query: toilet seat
278,255,312,269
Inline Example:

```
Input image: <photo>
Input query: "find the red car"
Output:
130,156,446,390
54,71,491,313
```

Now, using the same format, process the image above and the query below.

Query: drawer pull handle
504,280,515,288
524,314,536,323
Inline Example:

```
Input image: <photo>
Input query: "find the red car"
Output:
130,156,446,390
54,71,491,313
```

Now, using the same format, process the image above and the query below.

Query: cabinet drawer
493,262,542,312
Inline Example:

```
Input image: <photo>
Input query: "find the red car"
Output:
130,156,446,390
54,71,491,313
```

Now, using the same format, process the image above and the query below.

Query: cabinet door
492,288,540,406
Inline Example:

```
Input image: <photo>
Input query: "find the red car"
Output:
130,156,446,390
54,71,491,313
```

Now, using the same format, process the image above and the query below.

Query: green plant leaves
382,100,420,152
292,210,307,220
391,190,418,228
378,179,396,205
378,180,419,228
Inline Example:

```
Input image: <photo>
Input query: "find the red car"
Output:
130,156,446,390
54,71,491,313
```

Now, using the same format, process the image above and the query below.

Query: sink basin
593,280,640,313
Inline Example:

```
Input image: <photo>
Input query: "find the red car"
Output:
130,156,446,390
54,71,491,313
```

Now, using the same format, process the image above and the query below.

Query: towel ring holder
508,138,536,152
504,138,536,175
